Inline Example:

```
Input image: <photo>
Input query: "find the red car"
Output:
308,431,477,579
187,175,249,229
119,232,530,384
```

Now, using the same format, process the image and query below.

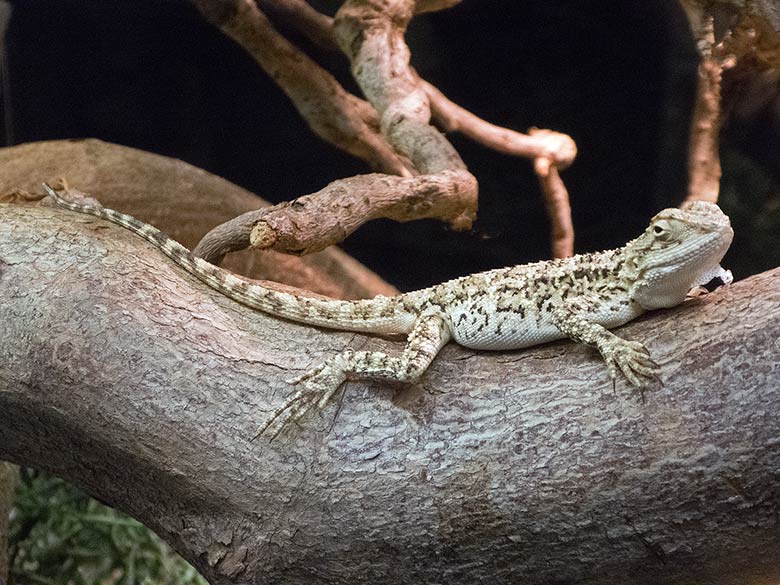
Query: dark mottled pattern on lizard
44,184,734,439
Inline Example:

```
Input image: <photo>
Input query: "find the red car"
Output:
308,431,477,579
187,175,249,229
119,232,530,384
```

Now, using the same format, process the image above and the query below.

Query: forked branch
191,0,577,260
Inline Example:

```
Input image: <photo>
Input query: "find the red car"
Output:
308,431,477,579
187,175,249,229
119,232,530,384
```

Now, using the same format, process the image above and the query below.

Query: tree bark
0,204,778,585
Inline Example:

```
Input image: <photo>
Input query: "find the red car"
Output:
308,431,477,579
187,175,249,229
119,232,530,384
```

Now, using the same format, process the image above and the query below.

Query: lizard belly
447,309,566,351
446,298,643,351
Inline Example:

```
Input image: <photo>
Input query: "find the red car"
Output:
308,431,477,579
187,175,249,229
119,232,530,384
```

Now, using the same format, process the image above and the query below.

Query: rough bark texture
1,205,778,584
0,139,397,300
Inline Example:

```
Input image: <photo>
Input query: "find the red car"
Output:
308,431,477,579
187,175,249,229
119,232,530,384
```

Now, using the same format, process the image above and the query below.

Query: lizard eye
652,219,673,240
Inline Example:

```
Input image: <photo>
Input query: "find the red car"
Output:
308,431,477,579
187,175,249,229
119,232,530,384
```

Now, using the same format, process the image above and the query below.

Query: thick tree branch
194,171,474,259
1,205,778,585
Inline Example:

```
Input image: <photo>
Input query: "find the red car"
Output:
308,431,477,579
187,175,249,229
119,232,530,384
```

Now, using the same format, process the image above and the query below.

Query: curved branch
241,0,577,257
191,0,411,176
534,157,574,257
421,80,577,168
193,171,475,259
1,205,779,585
334,0,467,175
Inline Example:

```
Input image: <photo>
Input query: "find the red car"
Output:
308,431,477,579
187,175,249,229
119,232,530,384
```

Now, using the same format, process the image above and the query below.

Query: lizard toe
617,359,644,387
254,386,308,440
605,340,660,388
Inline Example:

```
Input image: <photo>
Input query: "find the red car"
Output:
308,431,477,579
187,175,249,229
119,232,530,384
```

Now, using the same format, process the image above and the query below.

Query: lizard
43,184,734,439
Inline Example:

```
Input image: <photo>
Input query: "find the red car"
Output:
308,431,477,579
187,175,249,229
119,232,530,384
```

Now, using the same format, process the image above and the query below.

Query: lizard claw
602,339,661,388
256,358,348,441
255,383,320,441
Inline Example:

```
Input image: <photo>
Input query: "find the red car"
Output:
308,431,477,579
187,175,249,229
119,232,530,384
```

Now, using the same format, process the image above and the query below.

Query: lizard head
623,201,734,310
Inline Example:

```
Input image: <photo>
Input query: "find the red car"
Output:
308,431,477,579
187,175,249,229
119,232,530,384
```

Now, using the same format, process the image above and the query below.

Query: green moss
9,469,207,585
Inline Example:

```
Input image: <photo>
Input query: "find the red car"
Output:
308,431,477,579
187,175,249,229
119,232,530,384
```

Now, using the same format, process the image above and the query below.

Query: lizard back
424,252,642,350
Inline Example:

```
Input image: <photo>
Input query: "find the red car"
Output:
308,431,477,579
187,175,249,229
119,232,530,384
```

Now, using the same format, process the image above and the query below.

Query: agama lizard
43,184,734,438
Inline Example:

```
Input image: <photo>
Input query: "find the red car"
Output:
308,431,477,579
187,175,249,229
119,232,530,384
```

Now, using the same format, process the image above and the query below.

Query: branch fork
190,0,578,262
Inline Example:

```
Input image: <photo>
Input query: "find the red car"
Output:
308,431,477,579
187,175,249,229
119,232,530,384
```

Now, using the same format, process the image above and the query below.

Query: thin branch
534,157,574,258
191,0,411,177
684,12,723,203
422,80,577,168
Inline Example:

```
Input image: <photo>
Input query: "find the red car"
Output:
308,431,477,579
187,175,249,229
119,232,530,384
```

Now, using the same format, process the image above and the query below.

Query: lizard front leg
551,299,660,387
257,311,451,440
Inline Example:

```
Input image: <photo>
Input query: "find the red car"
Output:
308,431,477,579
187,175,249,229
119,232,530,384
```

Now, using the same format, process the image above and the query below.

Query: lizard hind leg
256,311,451,440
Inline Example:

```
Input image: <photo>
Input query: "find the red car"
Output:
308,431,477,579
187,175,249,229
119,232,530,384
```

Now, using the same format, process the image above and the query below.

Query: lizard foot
601,339,660,387
255,354,350,441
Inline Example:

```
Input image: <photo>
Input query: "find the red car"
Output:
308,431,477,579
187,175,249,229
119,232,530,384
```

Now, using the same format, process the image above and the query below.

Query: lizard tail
43,184,414,335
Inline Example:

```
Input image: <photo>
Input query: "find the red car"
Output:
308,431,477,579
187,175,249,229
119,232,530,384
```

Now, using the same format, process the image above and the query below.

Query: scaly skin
44,185,734,439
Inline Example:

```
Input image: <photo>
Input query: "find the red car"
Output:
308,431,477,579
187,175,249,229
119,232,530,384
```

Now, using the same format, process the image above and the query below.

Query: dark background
3,0,779,290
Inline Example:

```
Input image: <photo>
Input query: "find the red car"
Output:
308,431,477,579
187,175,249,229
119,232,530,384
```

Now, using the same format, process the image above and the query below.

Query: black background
4,0,778,289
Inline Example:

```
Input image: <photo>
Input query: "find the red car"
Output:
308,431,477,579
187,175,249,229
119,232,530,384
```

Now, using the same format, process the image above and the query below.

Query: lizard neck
617,235,704,309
